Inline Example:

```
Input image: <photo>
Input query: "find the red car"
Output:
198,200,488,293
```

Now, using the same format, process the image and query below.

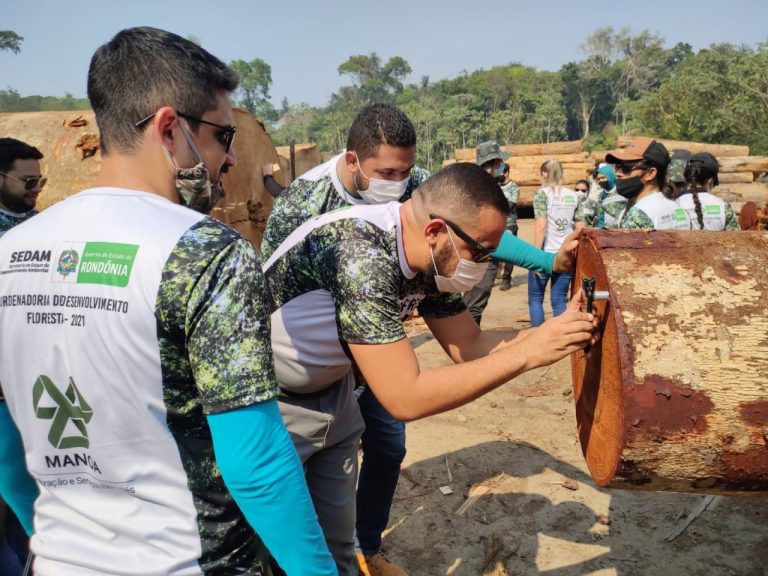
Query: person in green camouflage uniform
574,164,625,229
263,162,596,576
261,103,428,576
497,162,520,291
0,138,45,237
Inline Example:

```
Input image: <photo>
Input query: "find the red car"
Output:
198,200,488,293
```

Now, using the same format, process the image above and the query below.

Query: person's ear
344,150,359,172
154,107,179,152
424,217,444,247
642,166,657,183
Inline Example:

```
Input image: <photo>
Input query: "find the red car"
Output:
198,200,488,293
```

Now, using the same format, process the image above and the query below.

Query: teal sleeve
207,400,337,576
0,401,38,535
491,230,554,274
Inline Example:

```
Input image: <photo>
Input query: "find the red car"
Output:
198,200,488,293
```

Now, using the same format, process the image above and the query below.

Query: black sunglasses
135,111,237,153
616,161,647,175
0,170,47,191
429,213,494,263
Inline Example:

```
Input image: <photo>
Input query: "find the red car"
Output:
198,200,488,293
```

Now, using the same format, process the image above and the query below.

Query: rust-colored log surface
571,229,768,494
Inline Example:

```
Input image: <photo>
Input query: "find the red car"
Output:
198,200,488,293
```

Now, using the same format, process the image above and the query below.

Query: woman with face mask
605,137,691,230
575,165,627,230
676,152,740,231
527,158,579,327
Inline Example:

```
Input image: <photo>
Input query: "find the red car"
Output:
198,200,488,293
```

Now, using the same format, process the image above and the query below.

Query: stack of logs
450,138,768,210
451,140,589,207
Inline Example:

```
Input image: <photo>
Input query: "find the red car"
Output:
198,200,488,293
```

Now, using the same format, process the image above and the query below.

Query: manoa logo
554,217,570,232
33,375,93,449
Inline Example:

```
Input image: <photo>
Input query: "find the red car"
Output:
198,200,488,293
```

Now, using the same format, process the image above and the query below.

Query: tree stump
571,229,768,494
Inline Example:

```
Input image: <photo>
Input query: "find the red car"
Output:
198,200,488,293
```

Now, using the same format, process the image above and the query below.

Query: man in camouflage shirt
0,27,333,576
262,163,596,576
0,138,45,237
261,103,428,576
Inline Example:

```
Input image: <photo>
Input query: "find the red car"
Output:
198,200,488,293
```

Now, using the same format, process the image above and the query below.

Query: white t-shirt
0,188,277,575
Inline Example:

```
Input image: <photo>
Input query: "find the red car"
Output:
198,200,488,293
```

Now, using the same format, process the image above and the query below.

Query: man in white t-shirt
0,26,333,576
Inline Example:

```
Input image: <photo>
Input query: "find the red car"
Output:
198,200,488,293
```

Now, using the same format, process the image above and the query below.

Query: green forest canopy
2,27,767,172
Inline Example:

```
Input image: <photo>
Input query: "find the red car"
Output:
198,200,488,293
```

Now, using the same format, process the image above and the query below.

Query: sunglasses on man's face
429,213,495,263
135,111,237,154
0,170,47,191
616,161,647,175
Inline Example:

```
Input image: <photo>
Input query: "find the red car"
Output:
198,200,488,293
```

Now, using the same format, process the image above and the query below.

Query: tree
0,31,23,54
337,53,412,104
229,58,277,122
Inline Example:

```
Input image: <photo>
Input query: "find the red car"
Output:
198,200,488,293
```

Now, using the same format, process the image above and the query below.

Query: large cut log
571,229,768,494
712,182,768,204
275,143,323,182
455,140,583,162
717,156,768,175
616,136,749,157
0,108,278,249
716,172,754,184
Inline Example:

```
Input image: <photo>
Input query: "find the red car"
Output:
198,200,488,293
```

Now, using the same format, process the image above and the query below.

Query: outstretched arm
350,291,595,422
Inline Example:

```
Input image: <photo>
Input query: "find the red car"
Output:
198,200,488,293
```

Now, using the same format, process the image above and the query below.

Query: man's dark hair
87,27,239,154
0,138,43,173
346,103,416,162
412,163,509,226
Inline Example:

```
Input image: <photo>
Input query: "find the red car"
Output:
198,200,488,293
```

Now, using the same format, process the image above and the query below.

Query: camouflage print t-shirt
262,202,465,394
500,181,521,227
0,208,37,237
618,192,691,230
574,188,626,229
260,152,430,261
0,189,276,575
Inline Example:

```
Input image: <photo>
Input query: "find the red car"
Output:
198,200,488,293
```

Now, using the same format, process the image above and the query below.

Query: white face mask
430,228,489,293
354,153,410,204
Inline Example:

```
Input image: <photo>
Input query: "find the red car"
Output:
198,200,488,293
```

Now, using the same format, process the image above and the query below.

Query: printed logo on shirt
705,205,721,215
674,208,688,222
51,242,139,287
33,375,93,449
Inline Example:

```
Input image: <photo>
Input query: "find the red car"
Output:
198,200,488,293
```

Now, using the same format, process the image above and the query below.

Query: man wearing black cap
604,136,691,230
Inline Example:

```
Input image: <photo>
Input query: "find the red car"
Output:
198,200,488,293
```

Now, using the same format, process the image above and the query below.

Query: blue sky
3,0,766,108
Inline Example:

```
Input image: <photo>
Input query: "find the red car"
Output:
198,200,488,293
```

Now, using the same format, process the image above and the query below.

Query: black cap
688,152,720,186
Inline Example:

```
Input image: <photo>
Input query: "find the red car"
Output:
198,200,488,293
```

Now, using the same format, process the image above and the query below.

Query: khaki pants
278,372,365,576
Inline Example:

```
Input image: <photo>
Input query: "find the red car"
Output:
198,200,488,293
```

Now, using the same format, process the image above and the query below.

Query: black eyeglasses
429,213,494,263
0,170,47,191
616,161,647,175
135,111,237,153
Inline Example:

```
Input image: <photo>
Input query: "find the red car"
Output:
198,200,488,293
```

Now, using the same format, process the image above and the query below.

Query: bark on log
616,136,749,157
571,229,768,494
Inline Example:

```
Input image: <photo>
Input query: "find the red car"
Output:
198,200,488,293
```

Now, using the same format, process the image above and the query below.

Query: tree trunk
571,229,768,494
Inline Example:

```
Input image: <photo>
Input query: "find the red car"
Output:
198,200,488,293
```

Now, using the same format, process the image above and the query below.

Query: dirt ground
382,220,768,576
